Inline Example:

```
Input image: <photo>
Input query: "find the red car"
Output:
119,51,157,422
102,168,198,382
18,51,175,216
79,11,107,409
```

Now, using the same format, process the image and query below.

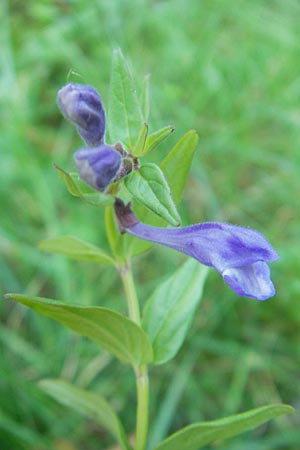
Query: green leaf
54,164,114,207
105,205,127,261
38,235,115,265
69,172,96,194
160,129,199,204
142,259,208,364
125,163,181,226
128,130,198,256
132,123,148,157
39,379,131,450
153,404,294,450
5,294,153,367
143,125,175,156
107,48,144,149
140,73,150,122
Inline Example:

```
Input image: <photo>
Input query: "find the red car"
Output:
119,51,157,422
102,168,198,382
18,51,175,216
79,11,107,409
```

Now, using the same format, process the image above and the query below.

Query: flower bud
57,83,105,146
74,145,122,191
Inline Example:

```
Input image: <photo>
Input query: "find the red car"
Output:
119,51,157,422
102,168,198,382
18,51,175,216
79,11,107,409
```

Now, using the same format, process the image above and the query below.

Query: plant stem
120,261,149,450
134,365,149,450
120,260,141,325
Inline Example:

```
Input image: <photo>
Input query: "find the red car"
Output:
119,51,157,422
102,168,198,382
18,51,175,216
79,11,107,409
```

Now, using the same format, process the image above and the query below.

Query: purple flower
114,199,279,300
57,83,105,146
74,145,122,191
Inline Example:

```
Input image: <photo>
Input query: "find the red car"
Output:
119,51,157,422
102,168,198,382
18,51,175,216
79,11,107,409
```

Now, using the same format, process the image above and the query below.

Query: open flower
57,83,106,146
114,199,279,300
74,145,122,191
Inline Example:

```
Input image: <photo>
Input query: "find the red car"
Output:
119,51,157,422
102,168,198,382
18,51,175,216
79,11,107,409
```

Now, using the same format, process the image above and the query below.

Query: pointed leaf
153,404,294,450
5,294,153,366
143,125,175,156
142,259,208,364
54,164,114,207
128,130,198,256
39,379,131,450
160,129,198,204
132,123,148,157
125,163,181,226
38,235,115,265
107,48,144,149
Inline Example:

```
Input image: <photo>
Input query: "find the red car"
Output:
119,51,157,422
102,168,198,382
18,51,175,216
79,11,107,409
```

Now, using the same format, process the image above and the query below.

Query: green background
1,0,299,449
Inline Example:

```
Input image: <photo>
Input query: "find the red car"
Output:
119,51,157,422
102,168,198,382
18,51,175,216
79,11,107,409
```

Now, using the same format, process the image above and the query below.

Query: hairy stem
120,261,149,450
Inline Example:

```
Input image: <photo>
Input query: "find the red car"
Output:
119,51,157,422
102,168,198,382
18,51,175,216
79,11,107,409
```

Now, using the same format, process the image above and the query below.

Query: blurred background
1,0,299,449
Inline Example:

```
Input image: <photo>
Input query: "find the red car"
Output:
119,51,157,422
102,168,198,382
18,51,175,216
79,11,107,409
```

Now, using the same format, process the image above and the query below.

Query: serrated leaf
132,123,148,157
142,259,208,364
153,404,294,450
125,163,180,226
143,125,175,156
5,294,153,367
39,379,131,450
54,164,114,207
107,48,144,149
38,235,115,265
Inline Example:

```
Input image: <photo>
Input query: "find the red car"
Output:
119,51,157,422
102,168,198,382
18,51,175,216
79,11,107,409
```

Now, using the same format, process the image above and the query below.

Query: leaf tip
281,404,296,414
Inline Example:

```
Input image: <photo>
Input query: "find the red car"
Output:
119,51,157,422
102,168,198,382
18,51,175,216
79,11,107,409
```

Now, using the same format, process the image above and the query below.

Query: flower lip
114,199,279,300
222,262,276,300
57,83,106,146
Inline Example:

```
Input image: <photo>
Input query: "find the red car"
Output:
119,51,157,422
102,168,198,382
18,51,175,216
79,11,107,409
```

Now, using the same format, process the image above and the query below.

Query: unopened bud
74,145,122,191
57,83,105,146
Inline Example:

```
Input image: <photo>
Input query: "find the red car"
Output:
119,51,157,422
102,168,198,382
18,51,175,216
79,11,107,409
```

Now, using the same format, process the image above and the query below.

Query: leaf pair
5,258,206,367
39,378,293,450
107,48,199,227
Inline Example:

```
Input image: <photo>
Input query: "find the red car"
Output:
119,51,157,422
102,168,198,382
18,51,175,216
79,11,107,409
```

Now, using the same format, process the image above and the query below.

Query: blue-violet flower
57,83,105,146
74,145,122,191
114,199,279,300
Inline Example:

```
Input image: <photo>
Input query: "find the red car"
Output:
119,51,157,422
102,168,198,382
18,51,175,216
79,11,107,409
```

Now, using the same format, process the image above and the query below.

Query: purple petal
222,262,276,300
114,200,279,300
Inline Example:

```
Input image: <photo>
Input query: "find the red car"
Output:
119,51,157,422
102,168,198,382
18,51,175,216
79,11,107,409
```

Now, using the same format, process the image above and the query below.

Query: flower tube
114,199,279,300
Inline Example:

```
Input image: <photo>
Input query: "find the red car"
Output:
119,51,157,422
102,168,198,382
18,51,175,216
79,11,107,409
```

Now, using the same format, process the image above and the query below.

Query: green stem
135,365,149,450
120,261,141,325
120,261,149,450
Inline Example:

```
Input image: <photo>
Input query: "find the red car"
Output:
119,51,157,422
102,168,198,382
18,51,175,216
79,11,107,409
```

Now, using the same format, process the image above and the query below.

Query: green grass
1,0,300,448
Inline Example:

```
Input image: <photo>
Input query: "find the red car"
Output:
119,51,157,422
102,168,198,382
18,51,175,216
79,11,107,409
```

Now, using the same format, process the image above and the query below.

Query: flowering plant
5,50,293,450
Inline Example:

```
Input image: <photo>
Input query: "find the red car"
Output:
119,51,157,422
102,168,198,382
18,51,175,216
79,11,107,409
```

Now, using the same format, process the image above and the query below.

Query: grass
1,0,300,448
